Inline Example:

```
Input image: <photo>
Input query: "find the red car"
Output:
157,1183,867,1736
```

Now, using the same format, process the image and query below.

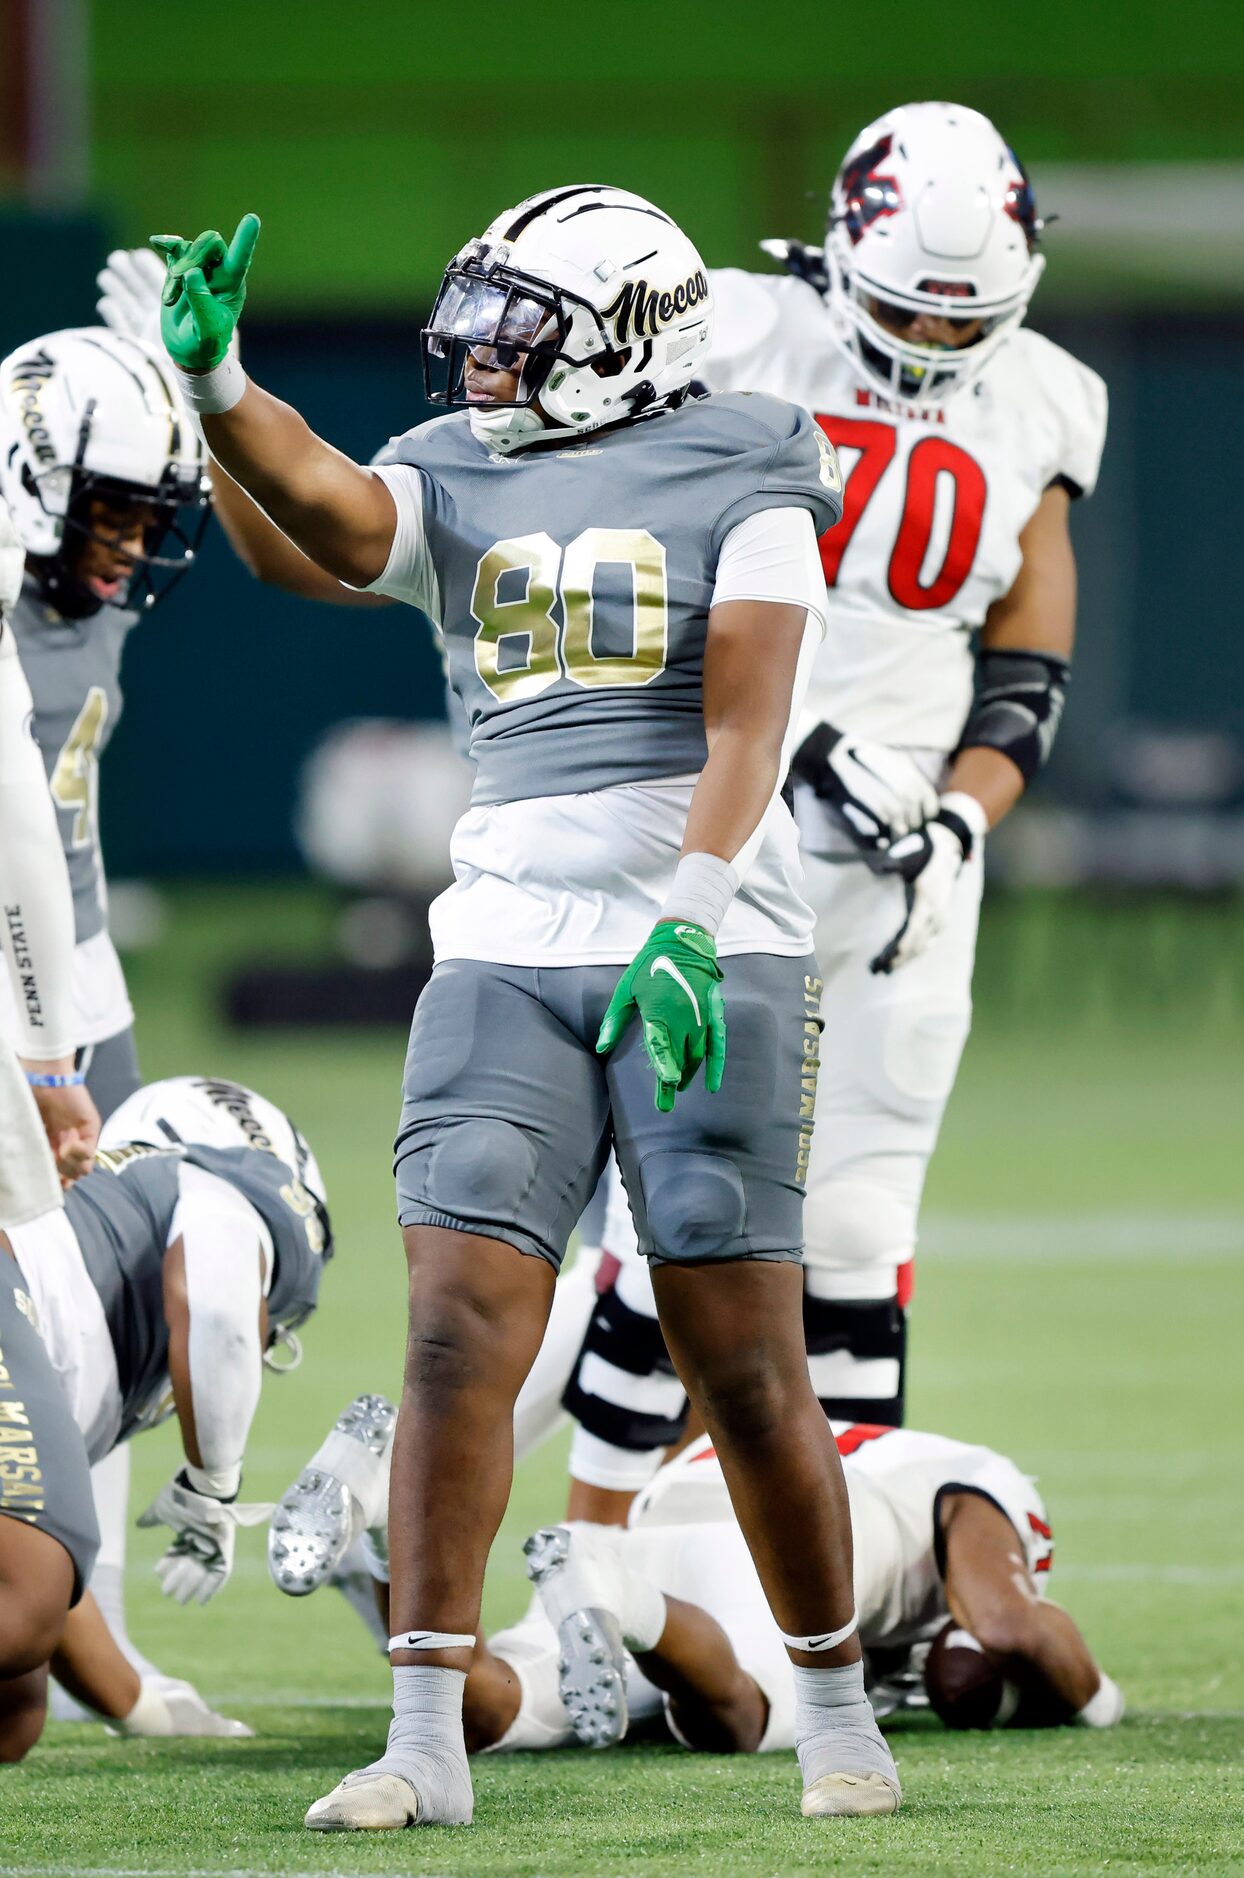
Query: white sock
618,1570,667,1654
794,1662,900,1793
363,1666,474,1825
540,1524,667,1652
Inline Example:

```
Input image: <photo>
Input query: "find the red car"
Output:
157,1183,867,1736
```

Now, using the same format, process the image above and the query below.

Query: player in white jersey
562,103,1108,1485
269,1407,1121,1753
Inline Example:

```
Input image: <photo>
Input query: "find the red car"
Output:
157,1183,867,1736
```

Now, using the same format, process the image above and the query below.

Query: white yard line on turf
920,1212,1244,1259
1055,1563,1244,1583
0,1867,461,1878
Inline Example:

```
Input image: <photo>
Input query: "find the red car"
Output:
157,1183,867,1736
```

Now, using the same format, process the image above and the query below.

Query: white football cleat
801,1771,901,1817
268,1393,396,1596
305,1771,422,1831
524,1525,628,1750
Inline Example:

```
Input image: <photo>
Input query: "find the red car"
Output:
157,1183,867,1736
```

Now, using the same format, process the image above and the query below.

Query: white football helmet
0,326,209,613
422,184,714,454
101,1074,332,1353
820,102,1045,405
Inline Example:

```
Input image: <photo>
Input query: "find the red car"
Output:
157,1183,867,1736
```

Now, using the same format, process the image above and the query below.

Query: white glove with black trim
870,792,988,975
792,723,941,858
138,1469,272,1606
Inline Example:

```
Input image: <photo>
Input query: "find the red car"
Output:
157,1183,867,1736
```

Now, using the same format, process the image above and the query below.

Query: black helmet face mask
421,250,608,411
54,470,210,615
29,398,210,617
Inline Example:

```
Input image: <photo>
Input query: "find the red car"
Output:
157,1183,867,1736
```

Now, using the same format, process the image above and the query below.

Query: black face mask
30,466,210,619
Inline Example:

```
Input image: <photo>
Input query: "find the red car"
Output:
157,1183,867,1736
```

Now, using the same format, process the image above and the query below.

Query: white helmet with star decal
422,185,714,454
822,102,1046,405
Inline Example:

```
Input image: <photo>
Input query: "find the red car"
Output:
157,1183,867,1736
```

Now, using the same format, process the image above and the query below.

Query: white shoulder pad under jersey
704,268,1109,750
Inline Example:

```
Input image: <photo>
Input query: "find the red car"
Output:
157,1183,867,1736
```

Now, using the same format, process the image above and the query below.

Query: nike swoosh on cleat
650,956,701,1024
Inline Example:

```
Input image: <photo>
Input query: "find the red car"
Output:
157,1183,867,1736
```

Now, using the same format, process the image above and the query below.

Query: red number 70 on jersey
815,415,987,613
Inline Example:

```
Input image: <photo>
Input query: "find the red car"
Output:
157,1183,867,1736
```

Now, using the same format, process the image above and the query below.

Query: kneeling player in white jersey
562,103,1109,1492
0,1075,332,1756
150,187,901,1828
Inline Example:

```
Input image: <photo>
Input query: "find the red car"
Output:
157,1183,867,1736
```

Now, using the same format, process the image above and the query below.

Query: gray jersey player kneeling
0,1076,331,1757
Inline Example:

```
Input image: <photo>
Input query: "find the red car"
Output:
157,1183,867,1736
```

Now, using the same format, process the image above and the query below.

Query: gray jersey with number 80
378,392,842,808
7,575,138,944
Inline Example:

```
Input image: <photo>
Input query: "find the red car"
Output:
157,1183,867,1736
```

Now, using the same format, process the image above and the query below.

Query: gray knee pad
638,1151,748,1265
425,1119,541,1216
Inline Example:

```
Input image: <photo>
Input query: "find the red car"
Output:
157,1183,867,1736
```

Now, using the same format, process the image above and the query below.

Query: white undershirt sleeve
707,505,826,881
709,504,828,634
171,1163,274,1484
348,462,442,622
0,624,77,1059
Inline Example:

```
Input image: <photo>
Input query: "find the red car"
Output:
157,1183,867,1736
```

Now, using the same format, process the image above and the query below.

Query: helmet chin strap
469,376,674,456
27,552,107,621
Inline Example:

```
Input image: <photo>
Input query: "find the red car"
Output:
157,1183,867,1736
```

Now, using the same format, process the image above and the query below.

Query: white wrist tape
119,1682,173,1736
185,1460,242,1500
173,356,247,417
658,851,740,937
940,790,989,842
779,1612,858,1653
1077,1672,1124,1727
389,1630,476,1653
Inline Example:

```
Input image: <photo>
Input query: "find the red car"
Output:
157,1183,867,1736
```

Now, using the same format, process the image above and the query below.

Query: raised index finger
220,212,261,287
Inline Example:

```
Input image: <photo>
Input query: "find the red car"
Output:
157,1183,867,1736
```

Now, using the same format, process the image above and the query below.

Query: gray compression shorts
394,953,822,1272
0,1253,99,1603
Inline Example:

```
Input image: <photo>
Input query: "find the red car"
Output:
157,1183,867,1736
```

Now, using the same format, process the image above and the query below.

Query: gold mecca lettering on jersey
601,270,710,345
796,975,824,1185
8,347,59,467
0,1350,44,1519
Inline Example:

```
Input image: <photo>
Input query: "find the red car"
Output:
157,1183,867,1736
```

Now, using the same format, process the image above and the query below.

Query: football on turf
924,1621,1020,1729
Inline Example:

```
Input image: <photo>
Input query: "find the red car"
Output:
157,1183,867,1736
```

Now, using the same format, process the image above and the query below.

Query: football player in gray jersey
0,1076,332,1757
0,328,210,1121
151,184,902,1829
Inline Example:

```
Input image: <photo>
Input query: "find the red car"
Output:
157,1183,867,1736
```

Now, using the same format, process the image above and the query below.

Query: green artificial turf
2,884,1241,1877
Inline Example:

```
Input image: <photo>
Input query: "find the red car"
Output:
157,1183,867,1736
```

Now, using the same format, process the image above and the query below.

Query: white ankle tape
389,1630,476,1653
780,1613,858,1652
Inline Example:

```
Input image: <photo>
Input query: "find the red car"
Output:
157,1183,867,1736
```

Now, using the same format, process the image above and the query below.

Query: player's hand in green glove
149,213,260,371
596,922,726,1112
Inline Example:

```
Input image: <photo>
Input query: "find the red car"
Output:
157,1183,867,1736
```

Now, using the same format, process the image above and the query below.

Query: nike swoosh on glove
138,1469,273,1606
596,922,726,1112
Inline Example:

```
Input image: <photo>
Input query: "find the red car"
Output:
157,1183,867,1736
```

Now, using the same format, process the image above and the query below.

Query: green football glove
150,213,260,371
596,922,726,1113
